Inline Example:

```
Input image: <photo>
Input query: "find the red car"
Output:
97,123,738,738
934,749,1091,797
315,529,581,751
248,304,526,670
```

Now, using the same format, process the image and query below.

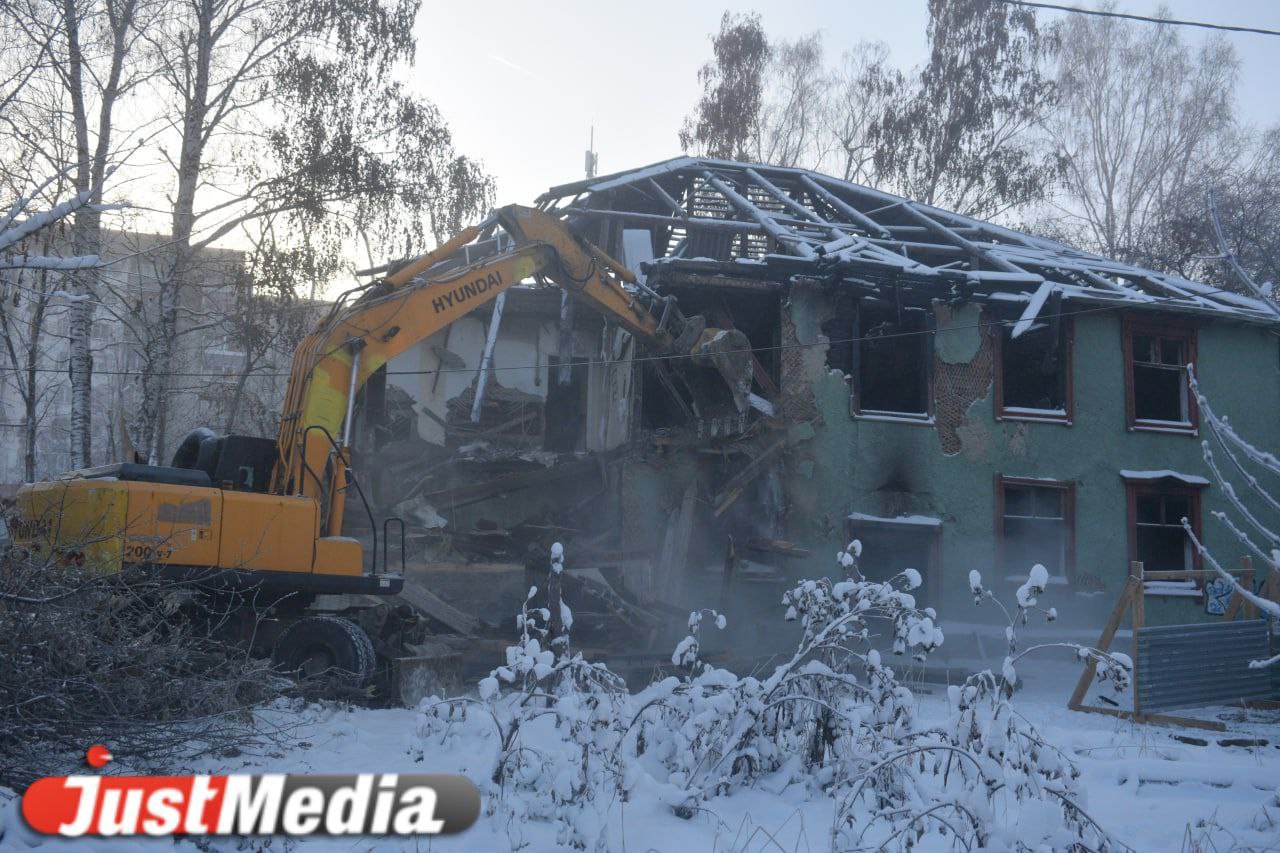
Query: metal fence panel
1136,620,1274,712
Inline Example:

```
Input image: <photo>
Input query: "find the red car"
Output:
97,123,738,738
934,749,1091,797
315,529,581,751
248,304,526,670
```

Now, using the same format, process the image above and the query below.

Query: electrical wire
0,285,1270,381
992,0,1280,37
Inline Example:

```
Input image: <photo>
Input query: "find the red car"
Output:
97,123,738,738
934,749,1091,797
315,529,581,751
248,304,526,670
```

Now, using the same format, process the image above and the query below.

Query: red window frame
1124,477,1205,577
992,316,1074,424
1121,316,1199,434
994,475,1077,585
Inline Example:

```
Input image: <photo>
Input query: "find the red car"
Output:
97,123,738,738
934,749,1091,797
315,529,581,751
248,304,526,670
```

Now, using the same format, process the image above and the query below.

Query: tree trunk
23,294,48,482
142,0,212,464
61,0,138,469
61,0,94,470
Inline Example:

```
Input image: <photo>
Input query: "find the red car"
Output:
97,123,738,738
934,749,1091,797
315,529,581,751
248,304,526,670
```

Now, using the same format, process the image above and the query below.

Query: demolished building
349,157,1280,664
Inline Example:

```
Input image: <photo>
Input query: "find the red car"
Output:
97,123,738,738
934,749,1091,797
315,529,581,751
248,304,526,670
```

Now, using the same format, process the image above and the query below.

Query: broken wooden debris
719,535,737,611
393,580,484,636
712,433,787,517
471,291,506,422
656,478,699,600
420,455,603,509
745,537,811,558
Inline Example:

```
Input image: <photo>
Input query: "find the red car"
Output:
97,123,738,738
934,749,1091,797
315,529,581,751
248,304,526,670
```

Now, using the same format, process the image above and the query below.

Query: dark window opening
997,319,1070,418
998,478,1074,582
545,356,587,452
822,293,856,377
845,519,939,603
353,364,416,451
1124,320,1196,430
854,300,931,417
1132,490,1196,573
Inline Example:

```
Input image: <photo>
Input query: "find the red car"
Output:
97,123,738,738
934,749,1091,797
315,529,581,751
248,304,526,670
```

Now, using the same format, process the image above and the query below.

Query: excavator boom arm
270,205,751,536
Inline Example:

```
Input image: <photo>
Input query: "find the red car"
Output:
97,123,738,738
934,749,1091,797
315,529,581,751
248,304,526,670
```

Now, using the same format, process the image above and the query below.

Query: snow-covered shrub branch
414,544,630,849
967,567,1132,697
1185,367,1280,668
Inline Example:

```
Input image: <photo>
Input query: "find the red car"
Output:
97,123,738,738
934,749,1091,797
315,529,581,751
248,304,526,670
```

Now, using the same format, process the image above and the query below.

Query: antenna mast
584,127,598,179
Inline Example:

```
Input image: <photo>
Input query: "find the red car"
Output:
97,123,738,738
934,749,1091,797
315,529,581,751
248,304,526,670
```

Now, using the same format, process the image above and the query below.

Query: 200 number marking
125,543,174,561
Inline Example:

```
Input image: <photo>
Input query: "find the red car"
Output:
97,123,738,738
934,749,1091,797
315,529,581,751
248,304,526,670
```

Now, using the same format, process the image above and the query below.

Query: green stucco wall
776,290,1280,630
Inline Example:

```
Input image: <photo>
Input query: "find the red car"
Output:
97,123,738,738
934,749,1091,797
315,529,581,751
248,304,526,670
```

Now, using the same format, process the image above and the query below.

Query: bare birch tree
131,0,491,460
1,0,158,469
873,0,1059,219
824,42,905,185
1137,126,1280,288
1045,3,1239,263
0,164,117,480
756,32,830,169
680,11,771,161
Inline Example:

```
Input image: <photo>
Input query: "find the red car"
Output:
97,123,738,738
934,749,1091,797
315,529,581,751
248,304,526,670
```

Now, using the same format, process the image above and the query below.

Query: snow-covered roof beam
537,157,1278,325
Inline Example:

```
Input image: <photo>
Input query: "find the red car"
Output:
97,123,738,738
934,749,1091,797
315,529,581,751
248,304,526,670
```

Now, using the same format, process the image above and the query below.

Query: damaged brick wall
934,326,994,455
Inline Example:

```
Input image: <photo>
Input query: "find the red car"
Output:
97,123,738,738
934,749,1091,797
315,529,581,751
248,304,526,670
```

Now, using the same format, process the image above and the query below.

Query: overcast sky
411,0,1280,205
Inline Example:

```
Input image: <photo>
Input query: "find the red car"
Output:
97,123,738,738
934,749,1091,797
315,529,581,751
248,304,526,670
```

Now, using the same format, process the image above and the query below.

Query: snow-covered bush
967,566,1132,697
409,541,1124,850
855,565,1131,850
415,545,629,849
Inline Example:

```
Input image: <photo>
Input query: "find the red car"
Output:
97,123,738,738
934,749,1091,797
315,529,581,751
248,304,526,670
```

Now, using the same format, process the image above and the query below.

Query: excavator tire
272,615,376,689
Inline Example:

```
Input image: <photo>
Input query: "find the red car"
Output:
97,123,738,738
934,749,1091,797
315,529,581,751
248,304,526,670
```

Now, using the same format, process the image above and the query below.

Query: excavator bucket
669,316,755,414
694,327,754,413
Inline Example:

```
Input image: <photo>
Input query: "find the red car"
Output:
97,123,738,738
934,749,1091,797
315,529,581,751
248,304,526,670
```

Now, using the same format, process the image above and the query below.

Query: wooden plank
1223,590,1246,622
408,561,522,574
1072,705,1228,732
1143,569,1249,581
797,173,892,239
1241,557,1257,619
1068,574,1138,710
393,582,483,635
745,537,812,558
711,435,787,517
656,479,699,598
646,178,686,218
719,535,737,611
1131,561,1145,716
421,456,602,509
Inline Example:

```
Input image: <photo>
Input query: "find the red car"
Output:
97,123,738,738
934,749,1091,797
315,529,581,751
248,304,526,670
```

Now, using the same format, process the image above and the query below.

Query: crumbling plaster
777,289,1280,629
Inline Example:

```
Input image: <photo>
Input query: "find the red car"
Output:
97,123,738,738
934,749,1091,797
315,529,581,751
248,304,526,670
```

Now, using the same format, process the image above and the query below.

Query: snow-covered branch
1181,366,1280,670
1182,520,1280,624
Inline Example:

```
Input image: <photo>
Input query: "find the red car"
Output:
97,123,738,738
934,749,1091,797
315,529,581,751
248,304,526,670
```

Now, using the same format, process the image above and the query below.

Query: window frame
1124,476,1205,580
992,315,1074,425
844,516,942,599
1122,316,1199,434
850,299,935,424
994,475,1077,586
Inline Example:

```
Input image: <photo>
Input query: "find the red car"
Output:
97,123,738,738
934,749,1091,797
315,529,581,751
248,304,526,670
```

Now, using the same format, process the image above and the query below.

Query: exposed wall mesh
780,308,820,422
933,330,994,455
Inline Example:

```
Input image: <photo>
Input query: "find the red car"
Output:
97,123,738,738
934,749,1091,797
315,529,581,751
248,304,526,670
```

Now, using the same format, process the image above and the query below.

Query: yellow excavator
10,205,752,695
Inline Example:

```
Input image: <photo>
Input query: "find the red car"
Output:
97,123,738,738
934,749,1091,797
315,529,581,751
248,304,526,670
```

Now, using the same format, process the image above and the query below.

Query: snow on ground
2,657,1276,852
